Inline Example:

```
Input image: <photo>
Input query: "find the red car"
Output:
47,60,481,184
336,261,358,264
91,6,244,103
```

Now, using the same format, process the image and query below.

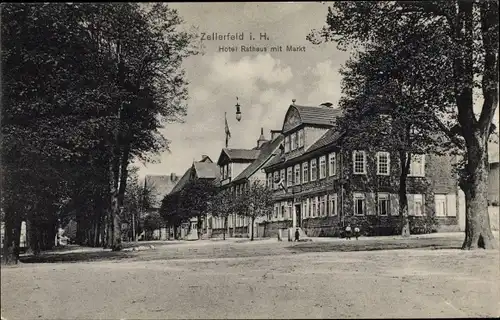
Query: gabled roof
144,174,181,208
170,159,220,194
168,168,192,195
217,148,261,165
193,161,219,179
282,104,342,133
232,135,285,182
262,127,345,171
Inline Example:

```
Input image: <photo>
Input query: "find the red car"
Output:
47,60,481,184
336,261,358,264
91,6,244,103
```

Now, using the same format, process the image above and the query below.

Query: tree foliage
334,27,456,236
1,3,196,263
309,0,498,249
235,180,273,241
210,188,236,240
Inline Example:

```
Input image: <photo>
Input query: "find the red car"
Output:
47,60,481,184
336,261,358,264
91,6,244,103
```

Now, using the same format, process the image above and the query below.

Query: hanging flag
225,112,231,148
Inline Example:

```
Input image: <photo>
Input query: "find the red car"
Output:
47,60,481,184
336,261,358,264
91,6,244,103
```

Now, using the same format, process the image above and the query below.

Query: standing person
294,228,300,242
345,224,352,240
354,226,360,240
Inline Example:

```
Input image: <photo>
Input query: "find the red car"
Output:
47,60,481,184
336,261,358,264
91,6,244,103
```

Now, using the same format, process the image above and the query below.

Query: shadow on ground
20,251,135,264
18,236,463,264
288,237,461,253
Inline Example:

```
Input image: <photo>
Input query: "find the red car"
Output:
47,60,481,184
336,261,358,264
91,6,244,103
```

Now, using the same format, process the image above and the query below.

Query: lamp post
235,97,242,121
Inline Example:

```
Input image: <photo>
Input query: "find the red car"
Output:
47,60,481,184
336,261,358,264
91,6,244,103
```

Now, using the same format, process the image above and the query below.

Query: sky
135,2,499,179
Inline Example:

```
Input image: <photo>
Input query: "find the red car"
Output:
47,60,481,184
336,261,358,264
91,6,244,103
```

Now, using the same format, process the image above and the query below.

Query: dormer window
291,132,298,150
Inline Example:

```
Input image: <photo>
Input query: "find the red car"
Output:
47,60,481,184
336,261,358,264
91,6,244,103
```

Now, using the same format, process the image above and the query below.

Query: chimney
270,129,281,140
257,127,268,149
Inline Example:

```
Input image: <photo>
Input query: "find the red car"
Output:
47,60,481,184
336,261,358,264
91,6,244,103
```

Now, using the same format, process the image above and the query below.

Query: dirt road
1,238,499,319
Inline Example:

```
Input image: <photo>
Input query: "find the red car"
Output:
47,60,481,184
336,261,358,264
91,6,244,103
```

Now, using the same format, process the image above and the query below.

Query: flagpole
225,112,228,148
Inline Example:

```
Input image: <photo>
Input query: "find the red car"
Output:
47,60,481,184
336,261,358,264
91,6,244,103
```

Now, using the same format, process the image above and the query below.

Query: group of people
344,224,360,240
292,224,361,241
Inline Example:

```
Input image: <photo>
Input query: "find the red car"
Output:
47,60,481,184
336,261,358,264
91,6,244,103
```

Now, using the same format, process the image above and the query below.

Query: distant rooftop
144,174,180,209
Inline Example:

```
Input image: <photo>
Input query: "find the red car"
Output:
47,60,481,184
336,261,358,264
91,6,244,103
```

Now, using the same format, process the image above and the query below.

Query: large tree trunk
1,211,21,265
197,215,202,240
399,151,411,237
109,158,122,251
461,135,497,249
223,216,227,240
251,217,255,241
453,1,498,250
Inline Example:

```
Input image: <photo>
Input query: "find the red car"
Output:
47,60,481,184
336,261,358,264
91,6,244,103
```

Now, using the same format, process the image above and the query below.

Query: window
285,136,290,153
273,172,279,190
281,203,285,219
311,197,317,217
354,193,365,216
413,194,424,216
329,194,338,216
353,151,366,174
378,193,390,216
320,195,327,216
328,152,336,176
310,159,317,181
294,164,301,185
409,154,425,177
291,132,297,150
267,174,272,188
302,162,309,183
298,129,304,148
227,164,231,179
274,205,279,220
319,156,326,179
280,169,285,187
287,167,293,187
376,152,390,175
435,194,447,216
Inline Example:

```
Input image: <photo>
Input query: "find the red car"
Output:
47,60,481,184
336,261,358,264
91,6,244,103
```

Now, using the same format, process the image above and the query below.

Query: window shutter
446,194,457,216
390,193,400,215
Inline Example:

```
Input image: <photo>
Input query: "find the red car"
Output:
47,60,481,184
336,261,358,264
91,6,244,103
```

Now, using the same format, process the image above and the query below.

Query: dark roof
232,135,284,182
262,127,345,171
144,174,181,208
283,105,342,132
306,128,344,153
170,168,192,194
193,161,220,179
218,148,261,165
170,160,220,194
264,152,284,169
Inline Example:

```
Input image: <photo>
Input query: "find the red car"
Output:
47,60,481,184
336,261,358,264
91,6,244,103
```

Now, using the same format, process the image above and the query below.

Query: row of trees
160,179,273,241
309,1,499,249
1,3,197,264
